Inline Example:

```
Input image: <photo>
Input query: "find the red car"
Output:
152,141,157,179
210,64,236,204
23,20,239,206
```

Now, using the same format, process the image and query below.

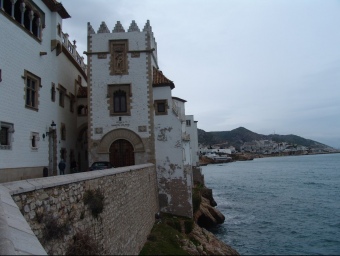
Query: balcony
61,32,87,73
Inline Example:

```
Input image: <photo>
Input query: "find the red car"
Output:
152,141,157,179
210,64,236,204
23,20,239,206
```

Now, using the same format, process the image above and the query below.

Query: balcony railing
61,32,87,73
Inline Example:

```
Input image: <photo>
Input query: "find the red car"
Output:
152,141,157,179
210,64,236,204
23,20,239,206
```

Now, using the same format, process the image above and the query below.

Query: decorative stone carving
138,126,147,132
131,52,140,58
98,54,107,59
95,127,103,134
110,40,128,75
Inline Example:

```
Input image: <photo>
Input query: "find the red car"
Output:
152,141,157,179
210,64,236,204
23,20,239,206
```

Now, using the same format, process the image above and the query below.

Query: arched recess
97,128,145,154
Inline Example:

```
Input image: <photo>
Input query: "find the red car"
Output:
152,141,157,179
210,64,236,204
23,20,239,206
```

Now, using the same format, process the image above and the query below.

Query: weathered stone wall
193,166,204,185
0,164,159,255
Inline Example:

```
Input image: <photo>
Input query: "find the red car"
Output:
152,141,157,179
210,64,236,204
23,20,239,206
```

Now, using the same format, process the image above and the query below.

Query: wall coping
0,163,154,255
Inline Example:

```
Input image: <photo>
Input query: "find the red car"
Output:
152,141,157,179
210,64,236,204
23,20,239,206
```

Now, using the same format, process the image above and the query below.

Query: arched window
3,0,12,16
23,6,31,31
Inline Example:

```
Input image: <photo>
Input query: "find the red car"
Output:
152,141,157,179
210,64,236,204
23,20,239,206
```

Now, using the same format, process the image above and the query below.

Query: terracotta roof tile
153,67,175,89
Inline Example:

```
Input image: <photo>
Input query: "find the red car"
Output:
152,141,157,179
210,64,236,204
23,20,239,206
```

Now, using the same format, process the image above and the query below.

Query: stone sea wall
0,164,159,255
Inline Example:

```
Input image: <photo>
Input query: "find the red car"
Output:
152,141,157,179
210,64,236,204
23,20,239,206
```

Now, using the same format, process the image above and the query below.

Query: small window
154,100,168,115
24,71,41,110
186,120,191,126
77,105,88,116
57,23,62,36
0,122,14,150
30,132,39,150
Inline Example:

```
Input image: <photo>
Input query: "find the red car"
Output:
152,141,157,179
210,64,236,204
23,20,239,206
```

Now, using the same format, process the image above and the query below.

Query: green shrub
83,189,104,218
43,215,69,241
192,188,202,213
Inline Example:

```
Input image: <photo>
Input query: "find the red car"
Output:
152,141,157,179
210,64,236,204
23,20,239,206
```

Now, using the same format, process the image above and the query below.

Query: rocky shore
140,174,239,255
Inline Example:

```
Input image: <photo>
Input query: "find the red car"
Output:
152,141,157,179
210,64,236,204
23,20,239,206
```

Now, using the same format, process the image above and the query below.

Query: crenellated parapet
87,20,158,66
87,20,154,36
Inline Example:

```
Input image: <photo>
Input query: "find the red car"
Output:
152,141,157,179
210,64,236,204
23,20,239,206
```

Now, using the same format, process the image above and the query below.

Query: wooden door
109,139,135,167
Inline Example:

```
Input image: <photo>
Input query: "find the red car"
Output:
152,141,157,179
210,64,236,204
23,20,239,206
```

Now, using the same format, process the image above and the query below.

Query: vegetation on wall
43,214,69,241
66,231,100,255
192,184,203,213
83,188,105,218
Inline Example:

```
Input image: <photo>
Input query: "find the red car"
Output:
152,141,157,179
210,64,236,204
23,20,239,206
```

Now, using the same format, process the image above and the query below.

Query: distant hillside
198,127,332,150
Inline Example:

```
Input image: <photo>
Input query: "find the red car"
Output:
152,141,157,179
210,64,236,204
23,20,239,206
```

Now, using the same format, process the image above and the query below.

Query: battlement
87,20,158,66
87,20,153,35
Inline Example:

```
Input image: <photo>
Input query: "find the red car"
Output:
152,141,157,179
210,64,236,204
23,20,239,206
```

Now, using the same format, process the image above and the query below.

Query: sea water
202,153,340,255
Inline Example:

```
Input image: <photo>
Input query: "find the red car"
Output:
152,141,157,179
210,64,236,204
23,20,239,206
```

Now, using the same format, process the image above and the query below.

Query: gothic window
154,100,168,115
107,84,131,116
114,90,127,113
1,0,44,40
110,40,128,75
24,70,40,110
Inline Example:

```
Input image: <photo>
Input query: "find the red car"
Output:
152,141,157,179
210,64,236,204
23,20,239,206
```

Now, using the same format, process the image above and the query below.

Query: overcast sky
62,0,340,148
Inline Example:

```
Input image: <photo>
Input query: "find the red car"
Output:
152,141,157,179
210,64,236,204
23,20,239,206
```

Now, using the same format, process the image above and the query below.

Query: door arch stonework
97,128,145,154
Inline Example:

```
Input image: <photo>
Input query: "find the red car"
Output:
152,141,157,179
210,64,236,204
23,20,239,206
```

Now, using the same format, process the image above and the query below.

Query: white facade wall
0,1,87,181
154,87,193,217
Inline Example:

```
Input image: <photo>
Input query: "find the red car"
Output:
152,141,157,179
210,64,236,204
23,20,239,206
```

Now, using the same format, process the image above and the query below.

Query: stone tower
87,20,193,217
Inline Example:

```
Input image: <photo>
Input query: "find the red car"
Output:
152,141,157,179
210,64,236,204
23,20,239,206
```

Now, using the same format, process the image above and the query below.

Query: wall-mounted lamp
46,121,57,137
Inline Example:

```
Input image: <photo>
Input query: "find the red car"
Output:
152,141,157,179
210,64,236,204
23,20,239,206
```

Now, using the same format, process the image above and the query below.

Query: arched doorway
109,139,135,167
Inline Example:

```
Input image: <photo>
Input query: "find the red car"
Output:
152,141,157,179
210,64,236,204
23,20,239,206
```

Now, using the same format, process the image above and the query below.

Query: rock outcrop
180,223,240,255
194,197,225,228
193,186,225,229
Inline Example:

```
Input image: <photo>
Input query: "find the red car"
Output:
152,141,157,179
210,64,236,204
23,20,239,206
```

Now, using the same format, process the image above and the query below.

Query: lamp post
48,121,56,176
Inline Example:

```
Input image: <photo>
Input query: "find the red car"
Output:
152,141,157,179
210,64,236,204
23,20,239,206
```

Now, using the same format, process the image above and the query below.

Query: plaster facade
0,0,88,182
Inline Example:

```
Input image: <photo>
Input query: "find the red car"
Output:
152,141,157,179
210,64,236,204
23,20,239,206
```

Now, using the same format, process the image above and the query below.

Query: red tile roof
153,67,175,89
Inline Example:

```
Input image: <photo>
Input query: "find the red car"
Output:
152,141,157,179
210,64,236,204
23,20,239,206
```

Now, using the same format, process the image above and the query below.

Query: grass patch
139,214,190,255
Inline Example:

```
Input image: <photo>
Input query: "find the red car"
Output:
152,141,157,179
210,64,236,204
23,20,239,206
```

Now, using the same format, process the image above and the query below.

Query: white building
0,0,88,182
